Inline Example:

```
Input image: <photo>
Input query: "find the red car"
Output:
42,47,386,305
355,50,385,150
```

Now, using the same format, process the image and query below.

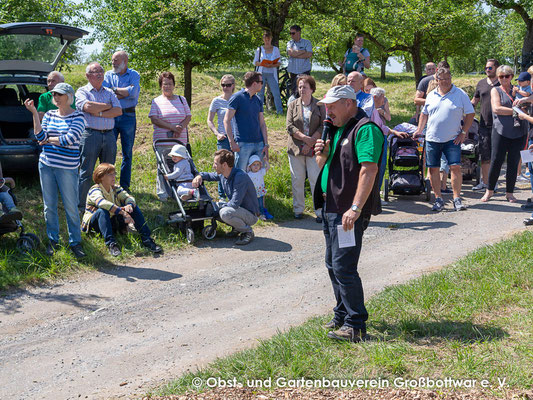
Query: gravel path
1,183,531,400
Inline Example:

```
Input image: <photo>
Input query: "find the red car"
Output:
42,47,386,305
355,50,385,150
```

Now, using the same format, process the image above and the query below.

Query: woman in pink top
149,71,192,151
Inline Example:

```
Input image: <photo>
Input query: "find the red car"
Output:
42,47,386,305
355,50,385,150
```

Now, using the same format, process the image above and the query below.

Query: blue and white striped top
37,110,86,169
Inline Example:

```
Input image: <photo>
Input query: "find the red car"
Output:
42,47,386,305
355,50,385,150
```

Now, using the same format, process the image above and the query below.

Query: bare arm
258,111,269,159
362,55,370,69
454,113,475,145
114,87,130,99
82,101,112,114
208,110,224,138
224,109,239,153
150,116,180,132
101,106,122,118
471,96,480,107
414,113,428,137
379,99,391,121
491,87,513,116
414,90,426,107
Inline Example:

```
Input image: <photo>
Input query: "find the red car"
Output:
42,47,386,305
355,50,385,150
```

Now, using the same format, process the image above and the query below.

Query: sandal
506,195,518,203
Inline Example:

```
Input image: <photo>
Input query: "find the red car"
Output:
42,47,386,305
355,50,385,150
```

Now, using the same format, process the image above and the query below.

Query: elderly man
76,62,122,211
102,51,140,191
414,67,475,212
313,85,383,343
37,71,75,120
346,71,374,117
471,59,500,191
224,71,269,171
192,149,259,245
286,25,313,95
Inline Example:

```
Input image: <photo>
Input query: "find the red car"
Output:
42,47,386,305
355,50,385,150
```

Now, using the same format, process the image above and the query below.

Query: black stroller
460,118,480,184
153,139,218,244
0,183,39,253
383,134,431,202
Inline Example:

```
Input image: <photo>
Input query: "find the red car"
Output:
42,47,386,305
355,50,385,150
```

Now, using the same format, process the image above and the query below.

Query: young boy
0,161,22,225
513,71,532,99
164,144,199,201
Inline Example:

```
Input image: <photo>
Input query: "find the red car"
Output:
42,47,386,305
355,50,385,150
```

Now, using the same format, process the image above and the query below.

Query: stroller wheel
425,179,431,202
16,236,34,254
186,227,195,244
384,179,389,202
22,233,40,248
202,224,217,240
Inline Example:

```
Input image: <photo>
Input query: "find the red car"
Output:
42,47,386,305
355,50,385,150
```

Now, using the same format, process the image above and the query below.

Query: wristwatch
351,204,361,213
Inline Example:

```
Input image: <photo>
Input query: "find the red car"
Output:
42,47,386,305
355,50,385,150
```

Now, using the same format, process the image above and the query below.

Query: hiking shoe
142,238,162,253
235,231,254,245
108,242,122,257
46,240,60,257
327,325,368,343
453,197,467,211
432,197,444,212
324,319,343,330
521,199,533,210
69,244,87,259
524,217,533,226
472,181,487,191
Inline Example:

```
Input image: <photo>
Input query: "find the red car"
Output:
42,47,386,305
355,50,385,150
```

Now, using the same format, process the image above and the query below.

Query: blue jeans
322,209,367,330
528,137,533,194
89,206,151,245
426,140,461,168
79,128,117,209
39,162,82,246
0,190,15,212
378,136,388,191
235,141,264,171
258,73,283,114
217,136,231,198
113,112,136,190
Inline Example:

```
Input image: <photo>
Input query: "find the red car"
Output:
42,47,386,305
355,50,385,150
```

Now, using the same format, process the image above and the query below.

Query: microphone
321,117,334,142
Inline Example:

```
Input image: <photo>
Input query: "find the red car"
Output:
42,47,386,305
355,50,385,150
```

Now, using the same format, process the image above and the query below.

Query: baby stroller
383,133,431,202
460,118,480,184
153,139,218,244
0,183,40,253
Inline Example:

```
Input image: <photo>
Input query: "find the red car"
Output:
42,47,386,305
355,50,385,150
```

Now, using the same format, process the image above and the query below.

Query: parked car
0,22,88,172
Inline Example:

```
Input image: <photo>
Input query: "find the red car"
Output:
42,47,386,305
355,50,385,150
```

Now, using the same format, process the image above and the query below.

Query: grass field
0,67,482,290
152,230,533,398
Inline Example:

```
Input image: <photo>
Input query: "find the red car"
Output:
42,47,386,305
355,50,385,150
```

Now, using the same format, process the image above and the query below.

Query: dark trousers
89,205,151,245
289,70,311,96
488,132,526,192
323,209,367,330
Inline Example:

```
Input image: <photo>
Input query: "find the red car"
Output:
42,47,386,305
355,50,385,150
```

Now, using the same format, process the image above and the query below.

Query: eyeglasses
485,66,493,70
290,31,297,35
257,80,263,84
498,74,512,79
88,71,104,75
221,83,233,88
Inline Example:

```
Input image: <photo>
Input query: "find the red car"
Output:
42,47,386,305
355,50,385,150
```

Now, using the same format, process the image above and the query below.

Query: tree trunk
326,45,340,74
405,59,412,73
522,20,533,70
411,34,423,84
380,54,388,80
183,61,193,108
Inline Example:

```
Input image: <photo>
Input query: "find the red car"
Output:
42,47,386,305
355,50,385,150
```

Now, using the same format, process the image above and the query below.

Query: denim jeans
39,162,82,246
528,137,533,194
0,190,15,212
426,140,461,167
235,141,264,171
113,112,136,190
322,209,367,330
217,136,231,198
258,73,283,114
89,205,151,245
79,128,117,209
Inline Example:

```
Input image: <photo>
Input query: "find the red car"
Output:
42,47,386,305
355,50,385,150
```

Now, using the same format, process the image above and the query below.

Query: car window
0,34,64,64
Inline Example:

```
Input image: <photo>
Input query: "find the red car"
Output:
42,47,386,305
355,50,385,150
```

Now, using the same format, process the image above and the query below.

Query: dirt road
1,186,531,400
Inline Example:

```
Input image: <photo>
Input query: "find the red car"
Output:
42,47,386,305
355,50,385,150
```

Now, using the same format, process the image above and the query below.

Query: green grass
0,67,483,290
153,231,533,397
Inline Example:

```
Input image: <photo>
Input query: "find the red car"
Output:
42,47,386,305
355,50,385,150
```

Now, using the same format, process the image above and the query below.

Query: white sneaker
453,197,467,211
472,181,487,191
517,174,529,183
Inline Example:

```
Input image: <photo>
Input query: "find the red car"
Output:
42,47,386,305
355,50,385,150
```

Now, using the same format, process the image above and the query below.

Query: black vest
313,109,383,219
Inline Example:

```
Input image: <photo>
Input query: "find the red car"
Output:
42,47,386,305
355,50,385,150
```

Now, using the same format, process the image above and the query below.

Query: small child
246,155,273,221
0,161,22,225
164,144,199,201
513,71,532,99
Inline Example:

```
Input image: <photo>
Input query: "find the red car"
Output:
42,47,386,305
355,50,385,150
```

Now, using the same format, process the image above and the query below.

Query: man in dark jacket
314,85,383,342
193,149,259,245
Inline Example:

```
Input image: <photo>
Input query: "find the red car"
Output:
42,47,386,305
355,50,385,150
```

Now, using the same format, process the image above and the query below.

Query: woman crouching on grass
81,163,161,257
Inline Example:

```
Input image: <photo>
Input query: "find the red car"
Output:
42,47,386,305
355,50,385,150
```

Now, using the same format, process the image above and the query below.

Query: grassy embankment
153,230,533,398
0,67,480,290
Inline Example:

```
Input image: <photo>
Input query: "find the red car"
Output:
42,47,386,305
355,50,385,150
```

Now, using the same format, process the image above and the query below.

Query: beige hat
169,144,188,159
318,85,357,105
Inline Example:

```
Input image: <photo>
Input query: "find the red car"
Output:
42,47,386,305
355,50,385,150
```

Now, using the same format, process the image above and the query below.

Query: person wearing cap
513,71,532,100
37,71,76,121
24,83,87,259
192,149,259,245
313,84,384,343
76,62,122,213
164,144,198,201
103,51,141,192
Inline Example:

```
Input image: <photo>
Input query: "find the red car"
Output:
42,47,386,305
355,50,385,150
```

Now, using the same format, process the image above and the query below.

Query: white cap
168,144,188,159
318,85,357,105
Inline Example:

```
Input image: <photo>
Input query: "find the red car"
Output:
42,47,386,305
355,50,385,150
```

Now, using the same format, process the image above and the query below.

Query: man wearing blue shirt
103,51,141,191
347,71,374,118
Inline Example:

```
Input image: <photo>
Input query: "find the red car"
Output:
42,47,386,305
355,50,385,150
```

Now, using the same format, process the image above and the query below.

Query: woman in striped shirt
24,83,87,259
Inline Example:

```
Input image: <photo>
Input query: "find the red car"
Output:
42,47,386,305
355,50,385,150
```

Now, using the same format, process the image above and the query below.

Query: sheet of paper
513,106,526,115
337,225,356,248
520,149,533,163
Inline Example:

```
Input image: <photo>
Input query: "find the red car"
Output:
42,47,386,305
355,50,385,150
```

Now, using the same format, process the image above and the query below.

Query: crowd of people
2,27,533,345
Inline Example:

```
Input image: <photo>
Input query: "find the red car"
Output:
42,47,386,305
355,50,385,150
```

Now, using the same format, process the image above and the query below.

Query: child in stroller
0,162,23,224
164,144,199,201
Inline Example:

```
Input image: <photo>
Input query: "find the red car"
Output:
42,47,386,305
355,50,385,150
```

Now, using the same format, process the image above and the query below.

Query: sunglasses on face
499,74,512,79
485,66,493,70
290,32,297,35
221,83,233,88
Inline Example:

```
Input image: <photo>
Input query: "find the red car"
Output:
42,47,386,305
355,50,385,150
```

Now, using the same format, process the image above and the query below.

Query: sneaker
453,197,467,211
327,325,368,343
441,187,453,194
315,216,322,223
524,217,533,226
69,244,87,259
142,238,162,253
259,214,267,221
108,242,122,257
432,197,444,212
294,213,303,219
472,181,487,191
521,199,533,210
263,209,274,220
517,174,529,183
235,231,254,245
324,319,343,330
46,240,60,257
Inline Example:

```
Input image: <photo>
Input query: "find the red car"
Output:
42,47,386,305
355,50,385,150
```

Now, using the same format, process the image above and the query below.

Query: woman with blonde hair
331,74,347,87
